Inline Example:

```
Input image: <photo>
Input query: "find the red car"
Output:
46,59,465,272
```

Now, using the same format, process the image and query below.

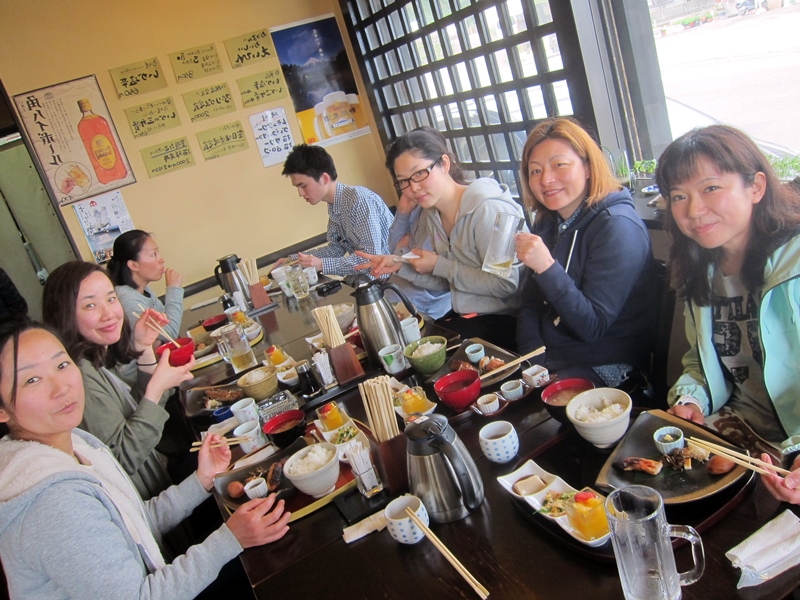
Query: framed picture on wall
13,74,135,206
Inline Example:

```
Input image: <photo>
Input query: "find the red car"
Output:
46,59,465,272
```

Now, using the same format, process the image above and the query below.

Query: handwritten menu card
237,69,287,108
197,121,248,161
181,83,236,123
169,43,223,83
124,97,181,139
109,58,168,99
140,136,195,178
248,107,294,168
224,29,275,69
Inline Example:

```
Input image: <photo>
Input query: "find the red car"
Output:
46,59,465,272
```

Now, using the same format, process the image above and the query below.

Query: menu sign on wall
169,43,223,83
248,107,294,168
109,58,168,99
182,83,236,123
197,121,248,161
224,28,275,69
140,136,195,178
237,69,287,108
124,97,181,139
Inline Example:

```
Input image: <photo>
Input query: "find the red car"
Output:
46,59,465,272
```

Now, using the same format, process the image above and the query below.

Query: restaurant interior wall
0,0,397,298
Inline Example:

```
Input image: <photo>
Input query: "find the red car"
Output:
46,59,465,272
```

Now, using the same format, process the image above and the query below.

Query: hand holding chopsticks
133,304,181,348
190,436,250,452
404,507,489,599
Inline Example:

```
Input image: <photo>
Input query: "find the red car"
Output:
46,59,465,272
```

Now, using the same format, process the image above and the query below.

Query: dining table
179,282,800,600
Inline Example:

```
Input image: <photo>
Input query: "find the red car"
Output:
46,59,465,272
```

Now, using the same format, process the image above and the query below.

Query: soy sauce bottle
221,294,235,310
296,360,323,398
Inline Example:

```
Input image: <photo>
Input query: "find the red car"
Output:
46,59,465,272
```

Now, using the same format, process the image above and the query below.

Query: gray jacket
0,429,241,600
398,178,526,316
115,284,185,341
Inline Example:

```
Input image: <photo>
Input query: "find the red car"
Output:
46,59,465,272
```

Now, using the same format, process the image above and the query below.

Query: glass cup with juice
317,401,346,431
566,489,609,541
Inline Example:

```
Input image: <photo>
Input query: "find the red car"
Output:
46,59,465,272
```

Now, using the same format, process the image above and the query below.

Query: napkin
342,510,386,544
726,509,800,588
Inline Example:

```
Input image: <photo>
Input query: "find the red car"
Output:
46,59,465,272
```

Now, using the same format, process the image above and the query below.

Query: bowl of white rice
566,388,632,448
284,442,340,498
403,336,447,375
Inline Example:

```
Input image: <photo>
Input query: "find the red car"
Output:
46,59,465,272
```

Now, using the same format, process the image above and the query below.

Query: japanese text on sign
182,83,236,123
196,121,249,161
124,97,181,138
248,107,294,168
223,28,275,69
169,43,223,83
140,136,196,178
237,69,287,108
109,58,167,99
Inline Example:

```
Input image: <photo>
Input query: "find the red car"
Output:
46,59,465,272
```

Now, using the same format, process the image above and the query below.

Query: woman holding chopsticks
659,125,800,501
42,261,194,500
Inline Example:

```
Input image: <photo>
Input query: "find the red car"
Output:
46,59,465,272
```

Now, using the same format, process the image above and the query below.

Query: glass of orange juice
400,387,428,415
317,401,346,431
266,345,286,366
566,489,608,541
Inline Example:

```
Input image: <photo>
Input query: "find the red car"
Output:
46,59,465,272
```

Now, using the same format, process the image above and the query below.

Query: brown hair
656,125,800,305
42,261,140,369
519,117,620,219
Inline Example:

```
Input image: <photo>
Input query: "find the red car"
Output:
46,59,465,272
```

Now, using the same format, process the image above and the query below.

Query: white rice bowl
283,442,340,498
566,388,632,449
411,341,443,359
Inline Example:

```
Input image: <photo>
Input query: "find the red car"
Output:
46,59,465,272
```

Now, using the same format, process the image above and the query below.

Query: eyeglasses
394,158,441,191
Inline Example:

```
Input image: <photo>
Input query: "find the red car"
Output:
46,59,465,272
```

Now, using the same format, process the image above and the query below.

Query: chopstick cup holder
248,282,271,309
369,433,407,494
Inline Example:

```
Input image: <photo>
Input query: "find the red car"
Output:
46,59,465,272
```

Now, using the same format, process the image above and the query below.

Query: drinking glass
481,212,525,277
287,265,310,299
217,323,257,373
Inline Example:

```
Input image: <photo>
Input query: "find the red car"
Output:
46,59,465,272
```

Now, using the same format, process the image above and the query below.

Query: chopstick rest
726,509,800,588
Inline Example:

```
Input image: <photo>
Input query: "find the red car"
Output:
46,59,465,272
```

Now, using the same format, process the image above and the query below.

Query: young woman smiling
514,117,658,388
107,230,184,340
42,261,193,499
658,125,800,502
0,321,290,599
356,127,526,349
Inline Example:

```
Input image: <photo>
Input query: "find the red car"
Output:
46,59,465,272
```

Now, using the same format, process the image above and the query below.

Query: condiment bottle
297,360,323,399
221,294,235,310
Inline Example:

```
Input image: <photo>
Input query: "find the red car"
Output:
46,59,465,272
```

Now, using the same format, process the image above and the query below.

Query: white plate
497,460,611,547
642,184,659,195
314,419,370,462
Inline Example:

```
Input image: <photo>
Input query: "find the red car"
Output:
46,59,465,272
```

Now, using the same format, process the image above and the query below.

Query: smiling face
290,173,333,206
526,138,589,219
75,271,124,348
392,151,447,209
127,236,164,288
668,155,765,263
0,328,85,446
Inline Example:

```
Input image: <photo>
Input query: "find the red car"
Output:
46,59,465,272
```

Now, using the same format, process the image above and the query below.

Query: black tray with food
508,410,756,563
426,338,523,389
185,383,244,418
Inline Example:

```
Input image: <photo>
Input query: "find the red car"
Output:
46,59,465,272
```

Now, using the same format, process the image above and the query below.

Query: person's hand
297,253,322,271
515,233,555,274
271,258,287,271
143,350,195,403
227,495,291,548
132,308,169,352
396,193,416,215
406,248,437,274
760,454,800,504
196,433,231,490
666,402,705,424
354,251,402,277
165,268,183,288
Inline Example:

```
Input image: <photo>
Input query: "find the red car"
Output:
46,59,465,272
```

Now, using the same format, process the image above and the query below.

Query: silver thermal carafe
214,254,251,304
405,413,484,523
351,276,417,365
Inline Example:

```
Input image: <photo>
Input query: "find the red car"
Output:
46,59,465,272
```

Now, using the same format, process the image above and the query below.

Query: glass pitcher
287,265,310,299
481,212,525,277
216,323,257,373
605,486,704,600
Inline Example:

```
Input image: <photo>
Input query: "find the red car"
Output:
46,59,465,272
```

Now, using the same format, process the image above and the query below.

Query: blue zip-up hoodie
516,188,658,370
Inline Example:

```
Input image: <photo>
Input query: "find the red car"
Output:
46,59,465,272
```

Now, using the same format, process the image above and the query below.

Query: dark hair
656,125,800,305
42,261,140,369
281,144,337,181
384,127,468,185
519,117,620,220
107,229,151,288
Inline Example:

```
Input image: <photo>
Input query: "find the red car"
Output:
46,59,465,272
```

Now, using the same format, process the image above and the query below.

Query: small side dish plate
641,184,659,195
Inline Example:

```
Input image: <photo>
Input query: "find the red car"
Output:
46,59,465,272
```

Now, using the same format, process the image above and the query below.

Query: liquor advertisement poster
13,75,136,206
73,190,135,264
270,15,370,147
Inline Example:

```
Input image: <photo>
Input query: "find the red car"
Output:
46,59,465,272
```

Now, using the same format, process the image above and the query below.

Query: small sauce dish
477,393,500,414
465,343,485,363
500,380,524,401
653,426,684,455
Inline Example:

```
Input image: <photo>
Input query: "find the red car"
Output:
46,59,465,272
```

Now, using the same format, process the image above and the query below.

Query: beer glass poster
14,75,135,206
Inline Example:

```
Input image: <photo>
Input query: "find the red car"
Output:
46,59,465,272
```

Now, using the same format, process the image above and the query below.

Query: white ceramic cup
384,494,429,544
500,380,525,401
278,279,295,298
303,266,319,285
479,421,519,463
465,343,485,363
233,420,267,454
477,394,500,415
523,364,550,388
271,266,289,283
244,477,269,499
378,344,407,375
400,316,421,344
231,397,258,425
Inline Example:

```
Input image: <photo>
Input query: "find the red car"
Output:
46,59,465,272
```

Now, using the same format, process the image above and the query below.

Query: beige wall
0,0,396,297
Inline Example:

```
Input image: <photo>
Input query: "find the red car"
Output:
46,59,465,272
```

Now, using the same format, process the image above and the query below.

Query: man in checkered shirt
279,144,392,286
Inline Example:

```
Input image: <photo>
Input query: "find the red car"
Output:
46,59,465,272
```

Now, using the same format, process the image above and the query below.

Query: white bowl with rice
283,442,340,498
403,335,448,375
566,388,632,448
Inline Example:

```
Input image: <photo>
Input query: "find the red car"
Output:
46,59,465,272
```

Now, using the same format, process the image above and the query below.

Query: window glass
454,0,471,10
377,17,391,45
526,85,547,119
434,0,453,18
444,24,463,55
454,62,472,92
366,24,379,50
422,72,438,99
389,10,406,37
403,111,418,130
503,91,523,122
391,113,405,135
553,80,573,115
429,32,446,61
416,108,431,127
493,49,514,83
464,98,481,127
374,55,389,80
395,81,410,106
408,77,424,103
472,134,491,161
413,38,429,66
510,129,527,160
446,102,463,129
507,0,527,34
532,0,553,26
419,0,436,26
491,134,511,161
383,85,398,109
473,56,491,88
439,67,454,95
355,0,369,20
453,137,473,162
398,44,414,70
387,49,401,75
516,42,538,78
483,6,504,42
462,16,481,49
431,104,446,130
542,34,563,72
405,4,420,31
481,94,500,124
498,169,519,196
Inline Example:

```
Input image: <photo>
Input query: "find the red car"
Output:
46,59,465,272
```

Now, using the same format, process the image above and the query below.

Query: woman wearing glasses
357,127,526,349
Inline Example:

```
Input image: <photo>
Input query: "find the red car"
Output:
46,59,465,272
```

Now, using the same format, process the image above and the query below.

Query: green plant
767,154,800,181
633,159,657,178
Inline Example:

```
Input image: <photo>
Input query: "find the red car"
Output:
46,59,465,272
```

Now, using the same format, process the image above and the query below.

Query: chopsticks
688,436,791,476
190,436,250,452
478,345,545,381
240,257,259,286
311,305,346,347
404,507,489,599
133,305,181,348
358,376,400,443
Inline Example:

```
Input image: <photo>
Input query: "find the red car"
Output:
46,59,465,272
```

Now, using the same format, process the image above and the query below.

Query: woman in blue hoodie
514,118,657,388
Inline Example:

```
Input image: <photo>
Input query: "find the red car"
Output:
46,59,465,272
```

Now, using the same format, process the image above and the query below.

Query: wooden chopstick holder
478,345,545,381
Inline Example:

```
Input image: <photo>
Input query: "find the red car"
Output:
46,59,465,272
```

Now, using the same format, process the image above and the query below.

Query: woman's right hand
515,233,555,274
132,308,168,352
143,349,195,403
165,268,182,288
354,251,402,277
666,402,705,424
227,495,291,548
